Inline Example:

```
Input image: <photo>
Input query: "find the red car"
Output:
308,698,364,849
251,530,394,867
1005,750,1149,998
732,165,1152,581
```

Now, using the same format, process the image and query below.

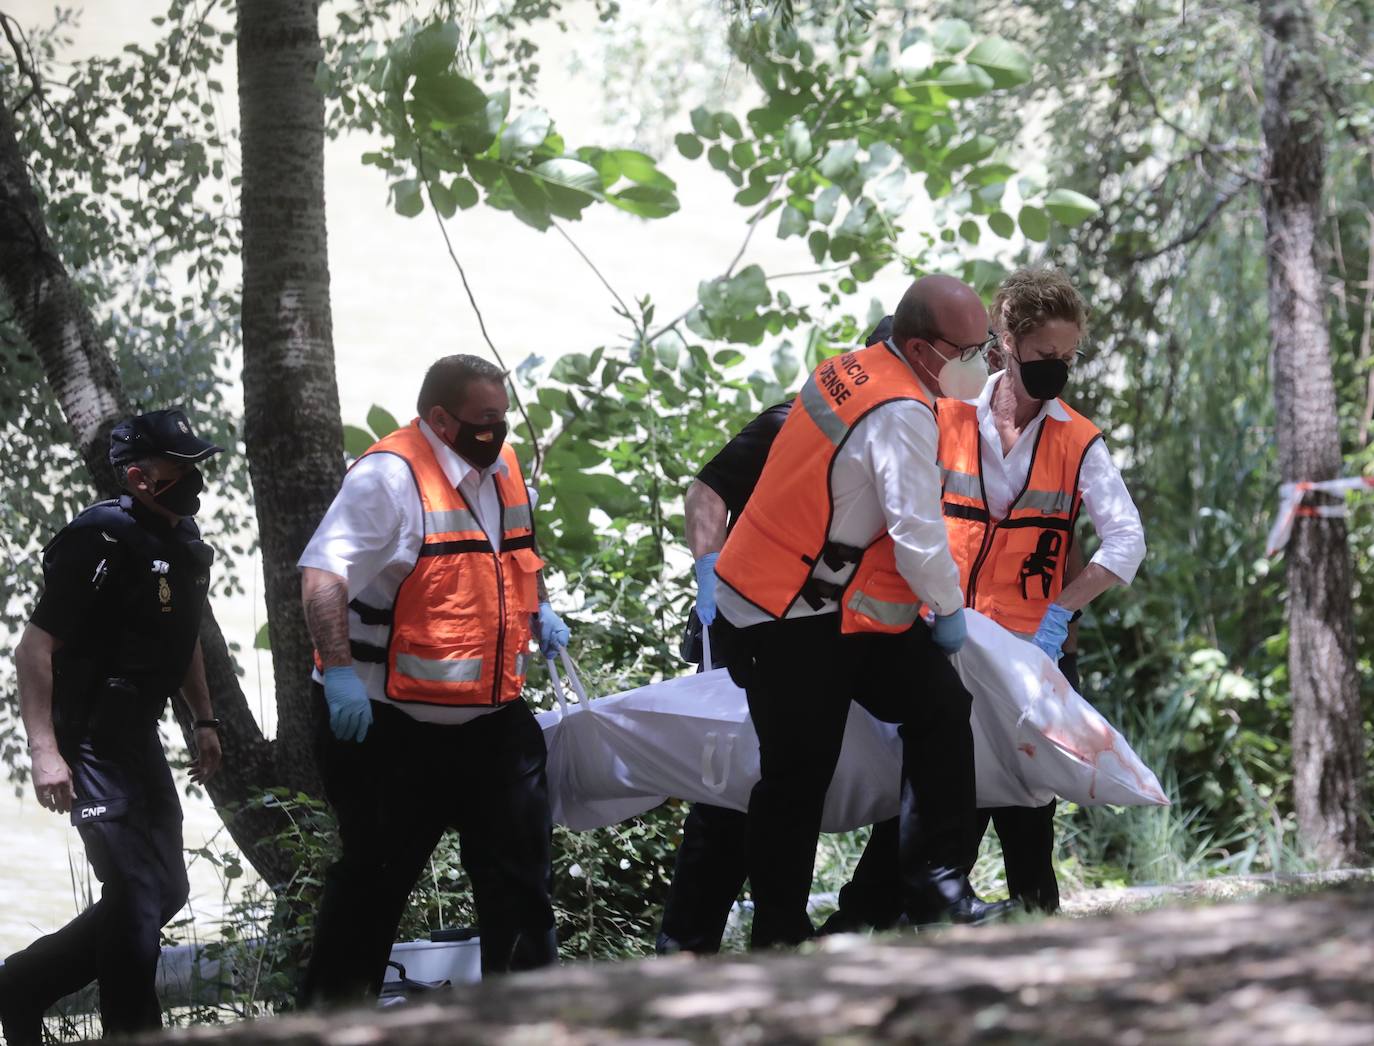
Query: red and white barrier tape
1266,476,1374,556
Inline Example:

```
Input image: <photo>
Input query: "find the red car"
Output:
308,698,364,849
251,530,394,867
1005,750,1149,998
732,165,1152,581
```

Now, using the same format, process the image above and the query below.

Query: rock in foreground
145,884,1374,1045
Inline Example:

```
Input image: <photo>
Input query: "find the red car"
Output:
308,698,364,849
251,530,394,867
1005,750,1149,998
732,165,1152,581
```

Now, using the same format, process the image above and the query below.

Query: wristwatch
194,718,222,731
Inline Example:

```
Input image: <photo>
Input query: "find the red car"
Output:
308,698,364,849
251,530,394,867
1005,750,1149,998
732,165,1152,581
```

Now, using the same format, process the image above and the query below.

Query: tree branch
1124,179,1251,262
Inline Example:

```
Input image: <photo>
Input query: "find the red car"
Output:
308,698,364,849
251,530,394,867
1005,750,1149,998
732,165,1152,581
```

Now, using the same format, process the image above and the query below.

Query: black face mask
448,419,508,469
1017,356,1070,401
150,466,204,518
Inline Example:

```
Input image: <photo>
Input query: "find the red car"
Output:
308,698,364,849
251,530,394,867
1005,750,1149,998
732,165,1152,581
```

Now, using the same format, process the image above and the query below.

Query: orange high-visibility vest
341,422,543,707
715,343,937,630
839,397,1103,635
937,398,1101,632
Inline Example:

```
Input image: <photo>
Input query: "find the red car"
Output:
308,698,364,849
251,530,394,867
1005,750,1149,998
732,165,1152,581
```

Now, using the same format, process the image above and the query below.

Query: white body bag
537,610,1167,832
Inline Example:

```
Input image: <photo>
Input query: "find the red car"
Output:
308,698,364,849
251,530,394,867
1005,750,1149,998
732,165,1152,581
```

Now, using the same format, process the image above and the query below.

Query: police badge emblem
159,575,172,611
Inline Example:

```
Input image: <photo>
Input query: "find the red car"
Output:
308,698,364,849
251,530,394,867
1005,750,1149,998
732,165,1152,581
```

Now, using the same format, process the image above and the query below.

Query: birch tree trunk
0,88,299,886
237,0,344,797
1260,0,1368,865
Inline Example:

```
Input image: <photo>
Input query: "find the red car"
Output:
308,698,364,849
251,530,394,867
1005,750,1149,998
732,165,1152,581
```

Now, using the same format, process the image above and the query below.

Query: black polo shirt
695,402,794,530
31,495,213,705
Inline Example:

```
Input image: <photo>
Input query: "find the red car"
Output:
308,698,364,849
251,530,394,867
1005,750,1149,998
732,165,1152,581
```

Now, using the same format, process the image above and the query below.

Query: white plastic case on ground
538,610,1167,832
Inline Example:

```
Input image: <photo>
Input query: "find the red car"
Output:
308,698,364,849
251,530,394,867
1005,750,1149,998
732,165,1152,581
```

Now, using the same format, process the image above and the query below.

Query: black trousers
300,695,556,1006
835,652,1081,921
1,725,188,1038
733,613,978,948
658,801,749,953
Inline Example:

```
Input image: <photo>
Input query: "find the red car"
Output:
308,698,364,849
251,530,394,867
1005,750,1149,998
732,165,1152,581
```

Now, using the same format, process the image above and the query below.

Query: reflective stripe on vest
322,424,542,707
715,343,935,626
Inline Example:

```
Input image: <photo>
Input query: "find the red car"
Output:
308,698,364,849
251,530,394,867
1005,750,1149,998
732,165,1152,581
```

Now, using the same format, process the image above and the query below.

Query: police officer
714,275,1016,947
0,409,225,1043
298,354,569,1005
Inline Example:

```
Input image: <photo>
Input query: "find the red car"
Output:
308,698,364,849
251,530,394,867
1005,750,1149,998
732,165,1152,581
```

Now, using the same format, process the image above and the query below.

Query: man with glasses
712,275,1018,947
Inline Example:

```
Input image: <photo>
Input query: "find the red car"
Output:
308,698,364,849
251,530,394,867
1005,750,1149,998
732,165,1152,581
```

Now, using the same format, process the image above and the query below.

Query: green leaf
689,106,718,139
410,71,487,123
504,170,552,230
609,185,680,218
450,177,479,210
405,20,460,76
367,405,400,437
946,133,996,167
988,211,1015,238
778,204,808,239
818,139,859,180
707,144,731,172
959,219,980,244
772,344,799,386
253,622,271,651
718,113,744,139
966,36,1033,89
675,133,703,160
392,178,424,217
814,184,842,225
932,18,973,53
428,179,457,218
730,141,757,168
531,158,603,197
1044,188,1102,225
932,63,995,98
1018,204,1050,241
808,229,830,263
611,149,676,191
784,120,813,164
342,424,374,458
500,108,552,161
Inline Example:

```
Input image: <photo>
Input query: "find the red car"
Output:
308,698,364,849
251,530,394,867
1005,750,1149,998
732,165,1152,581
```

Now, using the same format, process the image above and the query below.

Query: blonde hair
992,268,1088,340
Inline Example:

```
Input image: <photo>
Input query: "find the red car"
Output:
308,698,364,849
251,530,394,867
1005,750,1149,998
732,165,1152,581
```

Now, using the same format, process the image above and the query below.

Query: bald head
892,274,989,351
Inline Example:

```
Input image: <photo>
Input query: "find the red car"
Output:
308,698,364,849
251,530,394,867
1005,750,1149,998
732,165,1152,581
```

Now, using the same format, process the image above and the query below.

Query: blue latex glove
322,665,372,743
693,552,720,626
535,601,571,656
930,608,967,654
1032,603,1074,661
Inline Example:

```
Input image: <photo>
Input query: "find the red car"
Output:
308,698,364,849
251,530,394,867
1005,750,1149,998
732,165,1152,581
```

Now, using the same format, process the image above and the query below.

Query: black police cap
109,409,225,467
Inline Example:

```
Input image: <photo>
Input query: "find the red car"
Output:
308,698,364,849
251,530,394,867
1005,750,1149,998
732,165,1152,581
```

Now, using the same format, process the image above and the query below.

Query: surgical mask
448,419,508,469
150,467,204,518
929,344,989,400
1017,356,1070,401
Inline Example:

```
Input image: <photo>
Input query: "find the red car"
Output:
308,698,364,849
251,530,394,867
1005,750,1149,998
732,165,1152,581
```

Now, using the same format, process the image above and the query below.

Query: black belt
349,598,393,626
350,640,386,664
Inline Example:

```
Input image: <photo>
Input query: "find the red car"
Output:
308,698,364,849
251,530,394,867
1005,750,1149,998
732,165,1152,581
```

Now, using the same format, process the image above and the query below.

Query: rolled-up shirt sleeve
297,455,416,594
859,402,965,616
1079,439,1146,585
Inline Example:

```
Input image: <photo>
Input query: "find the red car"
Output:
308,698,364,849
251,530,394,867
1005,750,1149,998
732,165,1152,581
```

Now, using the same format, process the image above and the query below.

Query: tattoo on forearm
305,582,352,667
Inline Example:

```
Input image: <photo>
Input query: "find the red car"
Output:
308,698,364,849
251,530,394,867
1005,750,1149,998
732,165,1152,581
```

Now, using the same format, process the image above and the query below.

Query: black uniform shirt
694,402,794,530
31,495,213,704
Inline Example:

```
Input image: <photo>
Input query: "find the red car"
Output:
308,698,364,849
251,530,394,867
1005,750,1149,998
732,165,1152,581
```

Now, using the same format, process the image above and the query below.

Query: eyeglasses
928,330,997,363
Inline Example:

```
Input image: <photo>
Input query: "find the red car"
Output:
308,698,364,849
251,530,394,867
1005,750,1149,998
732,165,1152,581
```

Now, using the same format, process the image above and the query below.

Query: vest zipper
965,522,998,608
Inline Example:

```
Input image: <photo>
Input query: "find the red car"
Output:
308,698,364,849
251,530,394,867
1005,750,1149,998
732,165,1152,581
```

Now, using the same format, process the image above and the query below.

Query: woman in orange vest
833,269,1147,921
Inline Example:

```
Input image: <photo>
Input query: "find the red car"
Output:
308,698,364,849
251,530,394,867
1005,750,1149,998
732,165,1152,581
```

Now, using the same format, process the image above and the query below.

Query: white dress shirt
298,420,511,724
717,365,965,627
971,372,1145,585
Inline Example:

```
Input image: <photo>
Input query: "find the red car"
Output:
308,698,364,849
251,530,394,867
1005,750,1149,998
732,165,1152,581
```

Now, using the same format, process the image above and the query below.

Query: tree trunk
237,0,344,798
1260,0,1368,864
0,86,299,886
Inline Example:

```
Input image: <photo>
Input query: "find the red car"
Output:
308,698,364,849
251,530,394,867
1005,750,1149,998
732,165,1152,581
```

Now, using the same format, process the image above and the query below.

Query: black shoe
944,895,1020,925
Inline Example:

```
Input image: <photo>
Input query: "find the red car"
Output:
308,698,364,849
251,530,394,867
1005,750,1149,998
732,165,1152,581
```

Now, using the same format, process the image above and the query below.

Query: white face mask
928,342,989,400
